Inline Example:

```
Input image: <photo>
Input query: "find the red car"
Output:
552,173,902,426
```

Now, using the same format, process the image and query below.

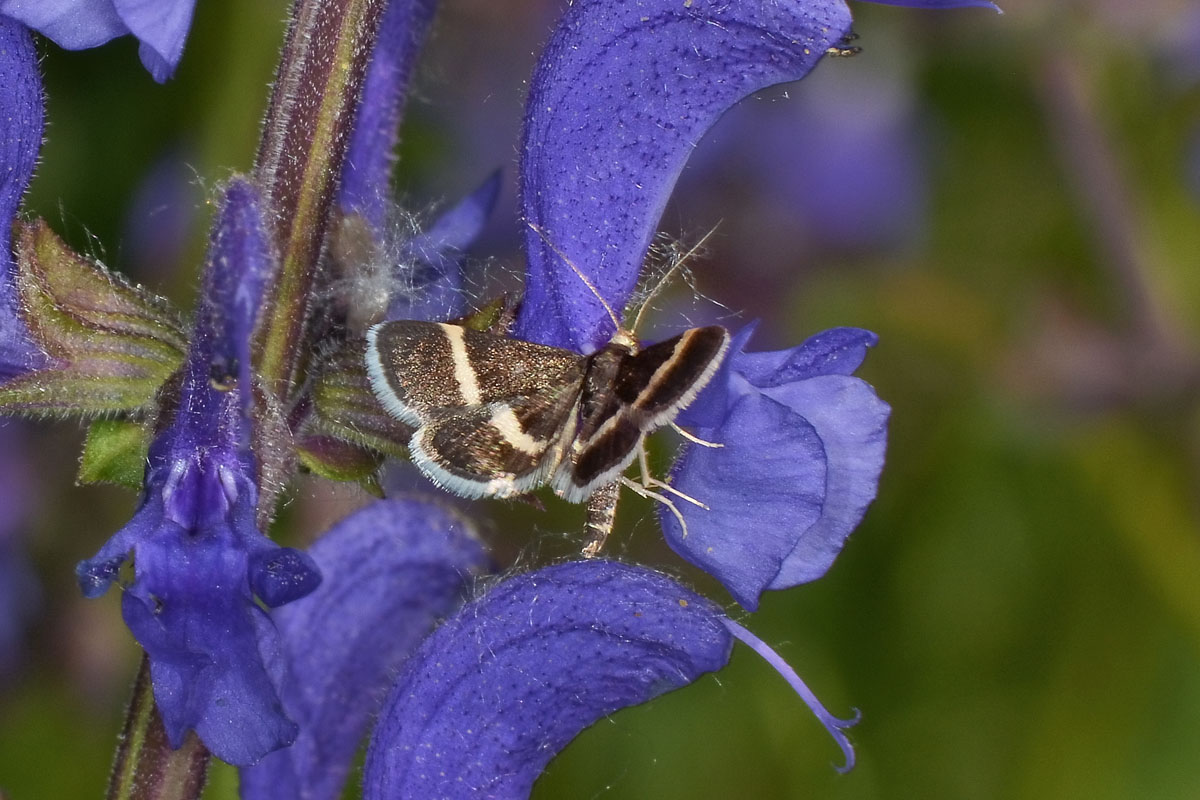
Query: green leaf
78,418,151,489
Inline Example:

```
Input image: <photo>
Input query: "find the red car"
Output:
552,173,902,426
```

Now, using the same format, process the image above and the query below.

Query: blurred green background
2,0,1199,798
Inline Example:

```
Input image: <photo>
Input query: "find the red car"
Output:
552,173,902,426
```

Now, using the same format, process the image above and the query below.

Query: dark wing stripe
565,418,643,498
625,326,729,420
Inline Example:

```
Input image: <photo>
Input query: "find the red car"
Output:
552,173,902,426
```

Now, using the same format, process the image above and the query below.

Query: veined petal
0,17,46,381
0,0,127,49
668,326,888,608
363,560,733,799
736,327,879,386
664,393,828,610
241,499,491,800
114,0,197,82
515,0,854,351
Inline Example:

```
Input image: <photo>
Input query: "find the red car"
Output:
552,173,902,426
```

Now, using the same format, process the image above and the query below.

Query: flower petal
515,0,854,351
736,327,879,387
339,0,438,229
120,507,298,765
203,179,275,410
761,375,889,589
0,0,127,49
0,17,46,380
664,392,827,610
241,499,491,800
363,560,733,798
75,177,313,766
114,0,197,82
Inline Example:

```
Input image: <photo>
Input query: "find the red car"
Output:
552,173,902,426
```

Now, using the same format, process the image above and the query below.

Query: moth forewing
366,319,589,497
626,326,730,426
408,403,574,499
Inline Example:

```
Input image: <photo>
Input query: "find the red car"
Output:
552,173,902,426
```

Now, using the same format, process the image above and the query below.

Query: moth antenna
629,224,720,334
527,222,623,334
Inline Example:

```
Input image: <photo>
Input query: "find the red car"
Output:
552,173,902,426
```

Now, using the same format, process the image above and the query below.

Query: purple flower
333,0,495,329
363,560,859,796
75,180,322,766
338,0,438,233
0,0,198,82
514,0,854,352
669,325,890,610
506,0,901,605
514,0,997,354
241,498,491,800
0,17,47,381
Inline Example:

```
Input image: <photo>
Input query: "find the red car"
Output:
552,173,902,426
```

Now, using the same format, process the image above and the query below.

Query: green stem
107,655,211,800
253,0,387,399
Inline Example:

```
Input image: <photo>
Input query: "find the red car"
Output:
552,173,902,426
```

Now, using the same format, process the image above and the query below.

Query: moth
366,318,726,493
364,230,728,555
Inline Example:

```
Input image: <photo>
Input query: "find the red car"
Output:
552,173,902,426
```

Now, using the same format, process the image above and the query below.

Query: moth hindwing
365,320,729,502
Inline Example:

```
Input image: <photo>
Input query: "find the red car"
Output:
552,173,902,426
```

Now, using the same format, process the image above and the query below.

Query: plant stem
107,654,211,800
253,0,388,398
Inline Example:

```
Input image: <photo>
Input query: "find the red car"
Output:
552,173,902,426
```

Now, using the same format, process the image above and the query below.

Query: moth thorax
609,328,638,353
578,342,631,427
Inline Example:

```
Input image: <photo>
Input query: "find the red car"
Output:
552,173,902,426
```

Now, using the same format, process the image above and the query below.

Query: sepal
78,418,152,489
296,433,386,491
0,220,186,415
309,339,414,458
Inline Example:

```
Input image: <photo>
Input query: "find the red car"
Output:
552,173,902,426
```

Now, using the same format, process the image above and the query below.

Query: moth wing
553,415,644,503
366,321,585,425
556,326,730,502
409,386,583,500
617,325,729,428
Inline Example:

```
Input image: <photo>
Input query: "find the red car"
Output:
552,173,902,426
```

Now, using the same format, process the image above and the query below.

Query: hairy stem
253,0,387,397
107,655,211,800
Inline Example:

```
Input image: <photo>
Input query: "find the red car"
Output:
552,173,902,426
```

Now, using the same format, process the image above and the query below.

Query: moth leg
582,481,620,558
620,476,692,539
635,444,709,509
668,421,723,448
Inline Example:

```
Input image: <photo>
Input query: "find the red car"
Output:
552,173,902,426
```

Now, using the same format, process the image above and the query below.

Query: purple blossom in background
0,424,39,678
75,181,321,766
0,0,198,81
682,51,928,265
